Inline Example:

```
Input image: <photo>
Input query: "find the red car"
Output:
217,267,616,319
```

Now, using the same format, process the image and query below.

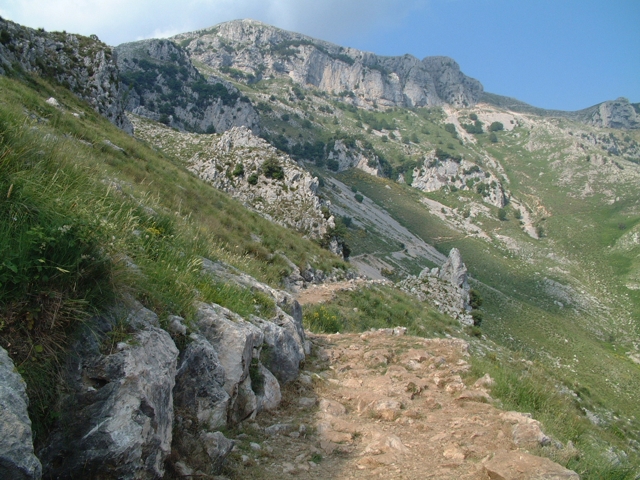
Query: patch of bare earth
221,330,579,479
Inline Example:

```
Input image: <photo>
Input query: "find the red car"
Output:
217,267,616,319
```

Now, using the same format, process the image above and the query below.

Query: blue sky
1,0,637,111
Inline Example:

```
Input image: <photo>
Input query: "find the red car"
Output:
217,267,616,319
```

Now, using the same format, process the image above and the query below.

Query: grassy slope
205,72,640,475
0,72,351,443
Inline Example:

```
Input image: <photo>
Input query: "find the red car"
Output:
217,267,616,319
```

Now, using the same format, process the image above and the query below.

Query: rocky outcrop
40,314,178,479
115,39,259,134
0,18,132,132
130,116,335,240
411,152,508,208
0,347,42,480
584,97,640,130
483,451,579,480
173,19,482,109
399,248,473,325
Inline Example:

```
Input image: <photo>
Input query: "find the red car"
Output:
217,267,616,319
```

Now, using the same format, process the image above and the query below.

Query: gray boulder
439,248,469,289
173,335,229,431
41,322,178,479
256,364,282,412
251,315,304,384
0,347,42,480
195,303,264,423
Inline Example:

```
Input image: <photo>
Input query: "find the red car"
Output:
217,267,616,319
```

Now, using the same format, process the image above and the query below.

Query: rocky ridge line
115,38,260,134
172,19,483,109
0,18,132,133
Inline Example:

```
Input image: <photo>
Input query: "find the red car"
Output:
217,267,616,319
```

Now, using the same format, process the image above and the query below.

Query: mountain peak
173,19,483,109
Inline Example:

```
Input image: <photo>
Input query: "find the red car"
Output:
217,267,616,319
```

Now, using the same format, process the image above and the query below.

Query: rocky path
221,329,580,479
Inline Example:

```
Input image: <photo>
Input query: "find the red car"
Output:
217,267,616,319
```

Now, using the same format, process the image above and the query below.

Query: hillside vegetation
1,17,640,479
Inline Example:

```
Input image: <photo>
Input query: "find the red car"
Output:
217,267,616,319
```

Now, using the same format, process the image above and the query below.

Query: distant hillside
172,19,483,109
481,92,640,129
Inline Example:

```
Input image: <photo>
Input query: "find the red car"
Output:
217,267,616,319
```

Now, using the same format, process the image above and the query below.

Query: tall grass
0,73,348,444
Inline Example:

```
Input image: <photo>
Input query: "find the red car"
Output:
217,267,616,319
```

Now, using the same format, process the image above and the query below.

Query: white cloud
0,0,428,46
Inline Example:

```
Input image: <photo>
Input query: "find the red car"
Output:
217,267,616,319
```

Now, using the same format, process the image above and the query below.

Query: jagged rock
483,450,579,479
174,335,230,431
399,248,473,325
251,316,304,384
256,364,282,411
200,431,235,471
0,347,42,480
500,411,553,448
115,39,259,134
411,154,508,208
167,315,187,335
585,97,639,130
174,19,482,109
439,248,469,289
194,303,264,423
0,18,132,132
41,321,178,479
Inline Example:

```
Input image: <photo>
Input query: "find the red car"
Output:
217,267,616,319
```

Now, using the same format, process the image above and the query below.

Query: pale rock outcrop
195,304,263,395
131,117,335,241
256,364,282,411
327,139,382,175
173,19,483,109
411,153,508,208
251,316,305,384
0,347,42,480
173,335,230,431
115,39,259,134
0,18,132,132
399,248,473,325
41,320,178,479
585,97,639,130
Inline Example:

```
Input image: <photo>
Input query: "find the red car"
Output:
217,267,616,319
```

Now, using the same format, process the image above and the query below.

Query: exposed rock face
585,97,640,130
195,303,265,424
0,18,132,132
173,19,483,109
130,116,335,240
439,247,469,289
115,39,259,134
41,317,178,479
399,248,473,325
411,153,508,208
174,335,230,431
0,347,42,480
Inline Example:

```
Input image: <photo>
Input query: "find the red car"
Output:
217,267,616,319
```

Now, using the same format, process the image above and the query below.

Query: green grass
302,283,456,336
0,73,347,444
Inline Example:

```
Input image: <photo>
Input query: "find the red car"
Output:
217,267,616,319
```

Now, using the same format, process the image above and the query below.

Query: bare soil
220,330,579,479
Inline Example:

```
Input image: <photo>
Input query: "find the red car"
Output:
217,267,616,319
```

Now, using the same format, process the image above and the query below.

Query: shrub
232,163,244,177
469,289,483,309
262,158,285,180
471,310,483,327
489,132,498,143
247,173,259,185
489,121,504,132
498,208,507,221
354,193,364,203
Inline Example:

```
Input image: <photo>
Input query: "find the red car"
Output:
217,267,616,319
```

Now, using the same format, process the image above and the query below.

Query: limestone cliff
0,18,131,133
172,19,482,109
115,39,259,134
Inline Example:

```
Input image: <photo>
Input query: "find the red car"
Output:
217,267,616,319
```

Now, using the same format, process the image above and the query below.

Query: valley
1,16,639,479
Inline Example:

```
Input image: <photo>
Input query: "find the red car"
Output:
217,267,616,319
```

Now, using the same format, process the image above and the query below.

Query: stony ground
219,327,580,479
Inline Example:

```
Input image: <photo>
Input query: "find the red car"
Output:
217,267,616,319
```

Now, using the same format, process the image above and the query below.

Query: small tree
232,163,244,177
262,158,284,180
354,193,364,203
498,208,507,221
247,173,259,185
489,121,504,132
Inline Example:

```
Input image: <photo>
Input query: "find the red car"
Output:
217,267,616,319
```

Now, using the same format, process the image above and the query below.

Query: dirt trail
222,330,580,479
294,280,367,306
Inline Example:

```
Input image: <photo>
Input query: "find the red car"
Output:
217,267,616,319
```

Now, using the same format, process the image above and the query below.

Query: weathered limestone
0,347,42,480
